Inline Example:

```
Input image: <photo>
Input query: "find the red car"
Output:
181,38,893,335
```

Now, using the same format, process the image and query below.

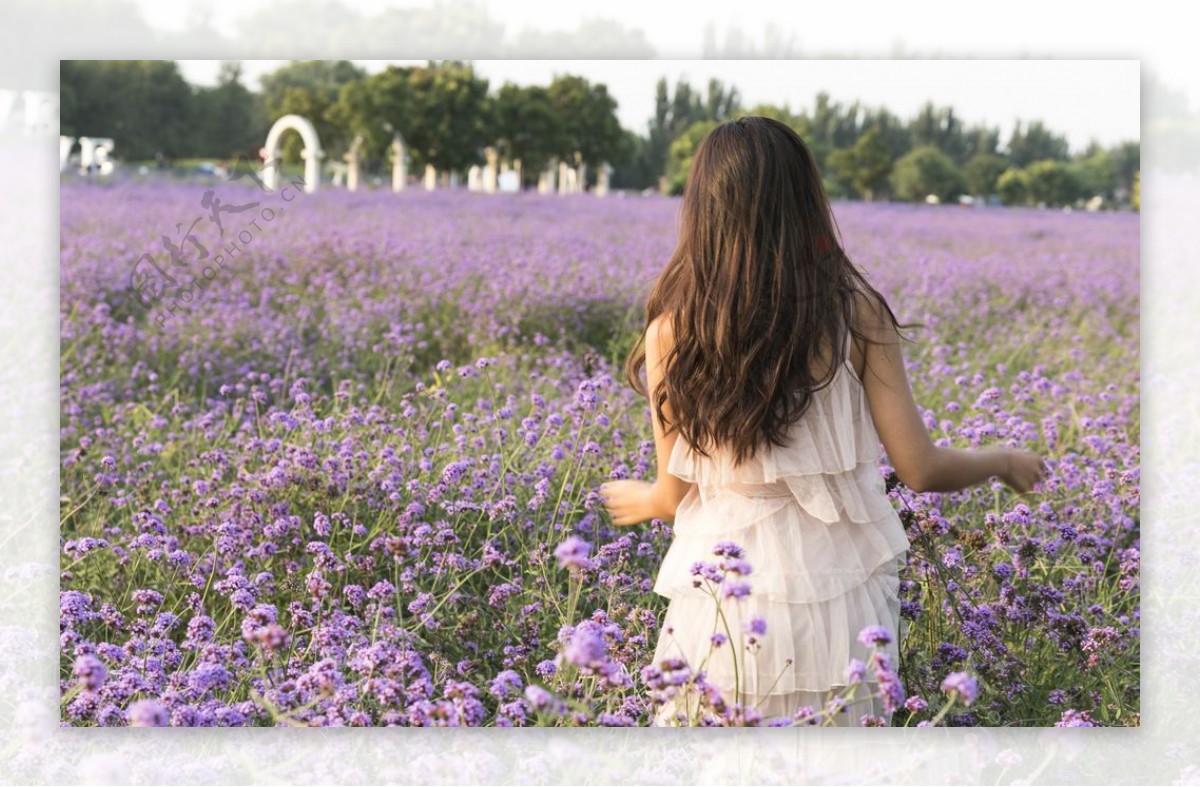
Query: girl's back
647,296,910,726
599,116,1045,726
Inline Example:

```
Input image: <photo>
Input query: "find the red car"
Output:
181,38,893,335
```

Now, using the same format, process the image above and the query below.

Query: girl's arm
600,315,696,525
854,292,1046,494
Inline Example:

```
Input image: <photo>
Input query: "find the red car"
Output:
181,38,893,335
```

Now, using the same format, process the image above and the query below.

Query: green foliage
1024,159,1084,207
908,102,968,164
492,83,567,186
963,122,1002,160
643,77,742,190
664,120,720,195
191,62,271,159
1005,119,1070,168
1069,149,1118,201
1131,170,1140,211
828,126,893,200
328,65,415,167
60,60,197,160
1109,140,1141,196
889,145,967,202
404,61,492,172
609,129,657,191
964,153,1010,198
996,168,1029,206
547,74,624,169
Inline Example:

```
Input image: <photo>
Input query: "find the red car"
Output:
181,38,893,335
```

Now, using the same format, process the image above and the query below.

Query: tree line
60,60,1139,206
652,87,1139,208
61,60,624,191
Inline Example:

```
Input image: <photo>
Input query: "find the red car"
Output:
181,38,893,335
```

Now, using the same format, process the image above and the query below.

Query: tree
404,60,492,173
192,61,269,159
60,60,197,160
643,76,740,187
329,65,417,169
259,60,367,162
889,145,967,202
996,168,1029,206
665,119,719,195
859,106,911,161
828,126,893,200
547,74,624,169
1024,160,1083,206
964,153,1010,198
963,122,1002,160
1131,171,1140,211
802,92,862,174
907,102,968,164
609,128,656,190
492,83,567,186
1109,140,1141,196
1069,148,1117,201
1005,119,1070,167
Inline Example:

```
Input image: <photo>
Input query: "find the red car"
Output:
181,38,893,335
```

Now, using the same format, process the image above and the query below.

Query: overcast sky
177,58,1140,154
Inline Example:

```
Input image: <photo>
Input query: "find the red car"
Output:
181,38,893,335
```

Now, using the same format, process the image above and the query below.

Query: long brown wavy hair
624,115,919,467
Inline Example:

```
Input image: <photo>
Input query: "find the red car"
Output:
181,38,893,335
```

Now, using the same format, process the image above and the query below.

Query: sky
177,59,1141,154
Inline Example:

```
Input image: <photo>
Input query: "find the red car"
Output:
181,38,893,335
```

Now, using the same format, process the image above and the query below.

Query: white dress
648,330,911,727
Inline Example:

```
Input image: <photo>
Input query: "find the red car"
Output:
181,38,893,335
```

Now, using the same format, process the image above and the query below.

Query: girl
599,116,1046,727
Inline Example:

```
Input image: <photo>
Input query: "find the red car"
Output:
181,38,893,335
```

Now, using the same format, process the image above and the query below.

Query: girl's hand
1000,449,1047,494
599,479,658,526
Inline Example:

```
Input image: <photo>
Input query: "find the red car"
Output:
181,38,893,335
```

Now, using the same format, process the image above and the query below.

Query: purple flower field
59,180,1139,727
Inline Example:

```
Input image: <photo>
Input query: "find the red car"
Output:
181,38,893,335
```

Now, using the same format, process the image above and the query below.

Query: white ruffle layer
651,555,905,702
653,486,909,603
650,355,911,720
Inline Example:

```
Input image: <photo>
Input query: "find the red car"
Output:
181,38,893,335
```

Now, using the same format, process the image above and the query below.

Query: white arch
261,114,323,193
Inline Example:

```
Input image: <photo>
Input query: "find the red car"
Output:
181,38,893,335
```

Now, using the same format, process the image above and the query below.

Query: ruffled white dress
648,332,911,727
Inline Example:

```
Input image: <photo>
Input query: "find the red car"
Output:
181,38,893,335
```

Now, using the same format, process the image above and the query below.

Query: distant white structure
59,136,75,172
483,146,498,194
329,161,349,188
78,137,115,175
538,158,558,194
468,165,482,191
498,170,520,193
557,160,575,194
344,134,364,191
595,162,614,197
391,134,408,192
261,114,323,193
423,164,437,191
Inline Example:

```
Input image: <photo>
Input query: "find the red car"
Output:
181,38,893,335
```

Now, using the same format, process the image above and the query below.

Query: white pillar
424,164,437,191
468,165,482,192
79,137,112,175
596,162,613,197
60,136,75,172
557,160,571,195
391,135,407,192
483,146,498,194
330,162,348,188
345,135,362,192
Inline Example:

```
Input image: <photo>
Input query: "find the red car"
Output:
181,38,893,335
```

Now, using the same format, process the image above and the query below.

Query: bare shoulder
850,288,896,344
646,312,678,356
